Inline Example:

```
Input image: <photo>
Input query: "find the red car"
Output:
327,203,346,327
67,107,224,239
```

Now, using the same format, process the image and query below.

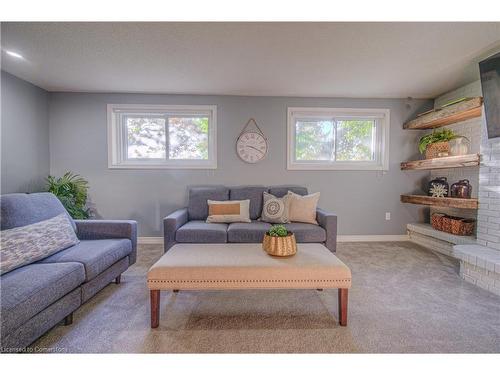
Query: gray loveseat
0,192,137,351
163,185,337,253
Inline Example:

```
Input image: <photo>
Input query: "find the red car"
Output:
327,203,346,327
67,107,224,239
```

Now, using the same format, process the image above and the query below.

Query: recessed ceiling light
5,50,24,59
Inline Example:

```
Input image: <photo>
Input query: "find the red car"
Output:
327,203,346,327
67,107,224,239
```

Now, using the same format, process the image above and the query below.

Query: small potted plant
262,224,297,257
418,129,458,159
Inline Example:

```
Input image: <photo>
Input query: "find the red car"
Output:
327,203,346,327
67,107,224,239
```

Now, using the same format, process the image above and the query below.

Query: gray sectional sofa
0,193,137,351
163,185,337,253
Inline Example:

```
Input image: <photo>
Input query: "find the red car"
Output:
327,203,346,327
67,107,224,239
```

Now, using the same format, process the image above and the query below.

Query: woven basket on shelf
450,218,475,236
425,141,450,159
431,213,445,231
262,233,297,257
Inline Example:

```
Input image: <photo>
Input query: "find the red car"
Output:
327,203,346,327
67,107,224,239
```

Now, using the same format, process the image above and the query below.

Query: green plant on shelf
46,172,90,219
267,225,289,237
418,129,458,154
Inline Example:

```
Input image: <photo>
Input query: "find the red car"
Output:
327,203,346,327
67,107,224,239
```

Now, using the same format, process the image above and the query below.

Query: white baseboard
138,234,409,245
138,237,163,244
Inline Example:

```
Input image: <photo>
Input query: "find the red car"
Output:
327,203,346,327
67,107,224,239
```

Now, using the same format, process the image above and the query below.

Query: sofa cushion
0,192,76,231
38,239,132,281
0,262,85,335
227,221,272,243
284,222,326,242
176,221,228,243
268,186,308,198
229,186,268,220
188,186,229,220
1,213,80,275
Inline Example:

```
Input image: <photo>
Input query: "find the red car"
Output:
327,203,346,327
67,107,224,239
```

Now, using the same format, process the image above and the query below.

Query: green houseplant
418,129,458,158
267,224,289,237
46,172,90,219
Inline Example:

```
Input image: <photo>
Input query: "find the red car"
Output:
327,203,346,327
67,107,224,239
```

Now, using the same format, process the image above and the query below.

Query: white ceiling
1,22,500,98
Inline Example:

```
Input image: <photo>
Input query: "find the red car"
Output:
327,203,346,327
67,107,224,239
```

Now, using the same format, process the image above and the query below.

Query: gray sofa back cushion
229,186,268,220
268,185,308,198
0,192,75,231
188,186,229,220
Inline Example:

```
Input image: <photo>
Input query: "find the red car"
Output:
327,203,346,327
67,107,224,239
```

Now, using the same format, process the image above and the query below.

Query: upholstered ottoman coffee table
147,243,351,328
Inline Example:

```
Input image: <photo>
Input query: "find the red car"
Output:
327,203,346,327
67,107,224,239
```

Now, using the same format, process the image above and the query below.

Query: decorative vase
451,179,472,199
428,177,449,197
262,233,297,257
449,136,470,156
425,142,450,159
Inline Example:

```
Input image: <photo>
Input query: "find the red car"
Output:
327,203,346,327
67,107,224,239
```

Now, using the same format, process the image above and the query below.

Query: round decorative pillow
261,192,290,224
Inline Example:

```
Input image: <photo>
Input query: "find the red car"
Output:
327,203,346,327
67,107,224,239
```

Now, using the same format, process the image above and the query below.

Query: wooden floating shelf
401,153,480,171
403,97,483,130
401,195,478,209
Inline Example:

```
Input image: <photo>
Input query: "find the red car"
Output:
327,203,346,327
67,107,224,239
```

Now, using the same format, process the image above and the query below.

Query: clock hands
246,145,264,154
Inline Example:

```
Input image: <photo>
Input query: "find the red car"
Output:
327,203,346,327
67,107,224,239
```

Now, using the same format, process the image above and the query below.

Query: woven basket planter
425,141,450,159
262,233,297,257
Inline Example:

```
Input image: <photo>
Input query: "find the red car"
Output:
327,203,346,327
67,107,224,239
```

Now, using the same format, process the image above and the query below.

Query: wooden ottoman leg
150,290,160,328
338,288,348,326
173,289,179,293
115,275,121,284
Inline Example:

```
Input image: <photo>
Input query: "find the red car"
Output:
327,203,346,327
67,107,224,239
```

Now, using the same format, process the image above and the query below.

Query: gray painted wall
1,71,49,194
49,92,431,237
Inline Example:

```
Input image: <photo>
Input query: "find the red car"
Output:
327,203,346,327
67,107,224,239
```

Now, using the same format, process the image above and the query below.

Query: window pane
127,117,166,159
336,120,375,161
168,117,209,160
295,120,334,161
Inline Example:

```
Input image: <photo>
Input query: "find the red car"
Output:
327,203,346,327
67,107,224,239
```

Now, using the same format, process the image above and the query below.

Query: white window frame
287,107,390,171
107,104,217,169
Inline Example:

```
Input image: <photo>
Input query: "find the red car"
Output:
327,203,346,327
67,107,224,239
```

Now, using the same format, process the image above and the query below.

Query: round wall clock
236,118,268,164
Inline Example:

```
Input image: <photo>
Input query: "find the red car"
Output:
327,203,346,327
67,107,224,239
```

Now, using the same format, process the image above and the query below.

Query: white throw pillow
288,191,320,225
206,199,251,223
260,192,291,224
0,213,80,275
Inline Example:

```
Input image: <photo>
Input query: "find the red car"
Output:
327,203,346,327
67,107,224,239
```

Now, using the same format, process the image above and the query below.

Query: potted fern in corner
262,224,297,257
46,172,90,219
419,129,458,159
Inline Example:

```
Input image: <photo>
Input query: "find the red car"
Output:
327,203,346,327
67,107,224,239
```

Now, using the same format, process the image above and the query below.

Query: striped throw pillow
206,200,251,223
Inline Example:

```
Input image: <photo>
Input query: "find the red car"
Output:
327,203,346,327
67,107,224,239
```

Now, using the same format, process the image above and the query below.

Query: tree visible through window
288,107,389,170
108,104,216,169
294,119,374,162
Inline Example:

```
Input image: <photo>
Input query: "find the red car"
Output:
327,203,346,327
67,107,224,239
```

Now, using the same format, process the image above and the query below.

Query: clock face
236,132,268,163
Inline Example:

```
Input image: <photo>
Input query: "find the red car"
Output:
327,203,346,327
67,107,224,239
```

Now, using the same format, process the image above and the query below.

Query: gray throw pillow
0,213,80,275
260,191,291,224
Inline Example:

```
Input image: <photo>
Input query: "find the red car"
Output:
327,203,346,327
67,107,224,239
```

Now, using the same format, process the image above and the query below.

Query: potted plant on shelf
262,224,297,257
418,129,458,159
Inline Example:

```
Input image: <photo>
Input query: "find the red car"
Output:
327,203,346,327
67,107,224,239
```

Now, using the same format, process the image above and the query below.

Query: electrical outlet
385,212,391,221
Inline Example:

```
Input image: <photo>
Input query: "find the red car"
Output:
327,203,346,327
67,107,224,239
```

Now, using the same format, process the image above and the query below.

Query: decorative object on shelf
236,118,268,164
450,179,472,199
449,136,471,156
433,215,475,236
431,213,446,231
419,129,458,159
428,177,449,197
262,224,297,257
46,171,90,219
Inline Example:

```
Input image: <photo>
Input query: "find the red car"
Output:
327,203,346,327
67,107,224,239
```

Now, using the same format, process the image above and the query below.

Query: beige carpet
30,242,500,353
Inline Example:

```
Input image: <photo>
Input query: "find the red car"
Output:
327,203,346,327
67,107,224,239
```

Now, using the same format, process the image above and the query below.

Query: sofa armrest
74,220,138,265
163,208,188,252
316,208,337,252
